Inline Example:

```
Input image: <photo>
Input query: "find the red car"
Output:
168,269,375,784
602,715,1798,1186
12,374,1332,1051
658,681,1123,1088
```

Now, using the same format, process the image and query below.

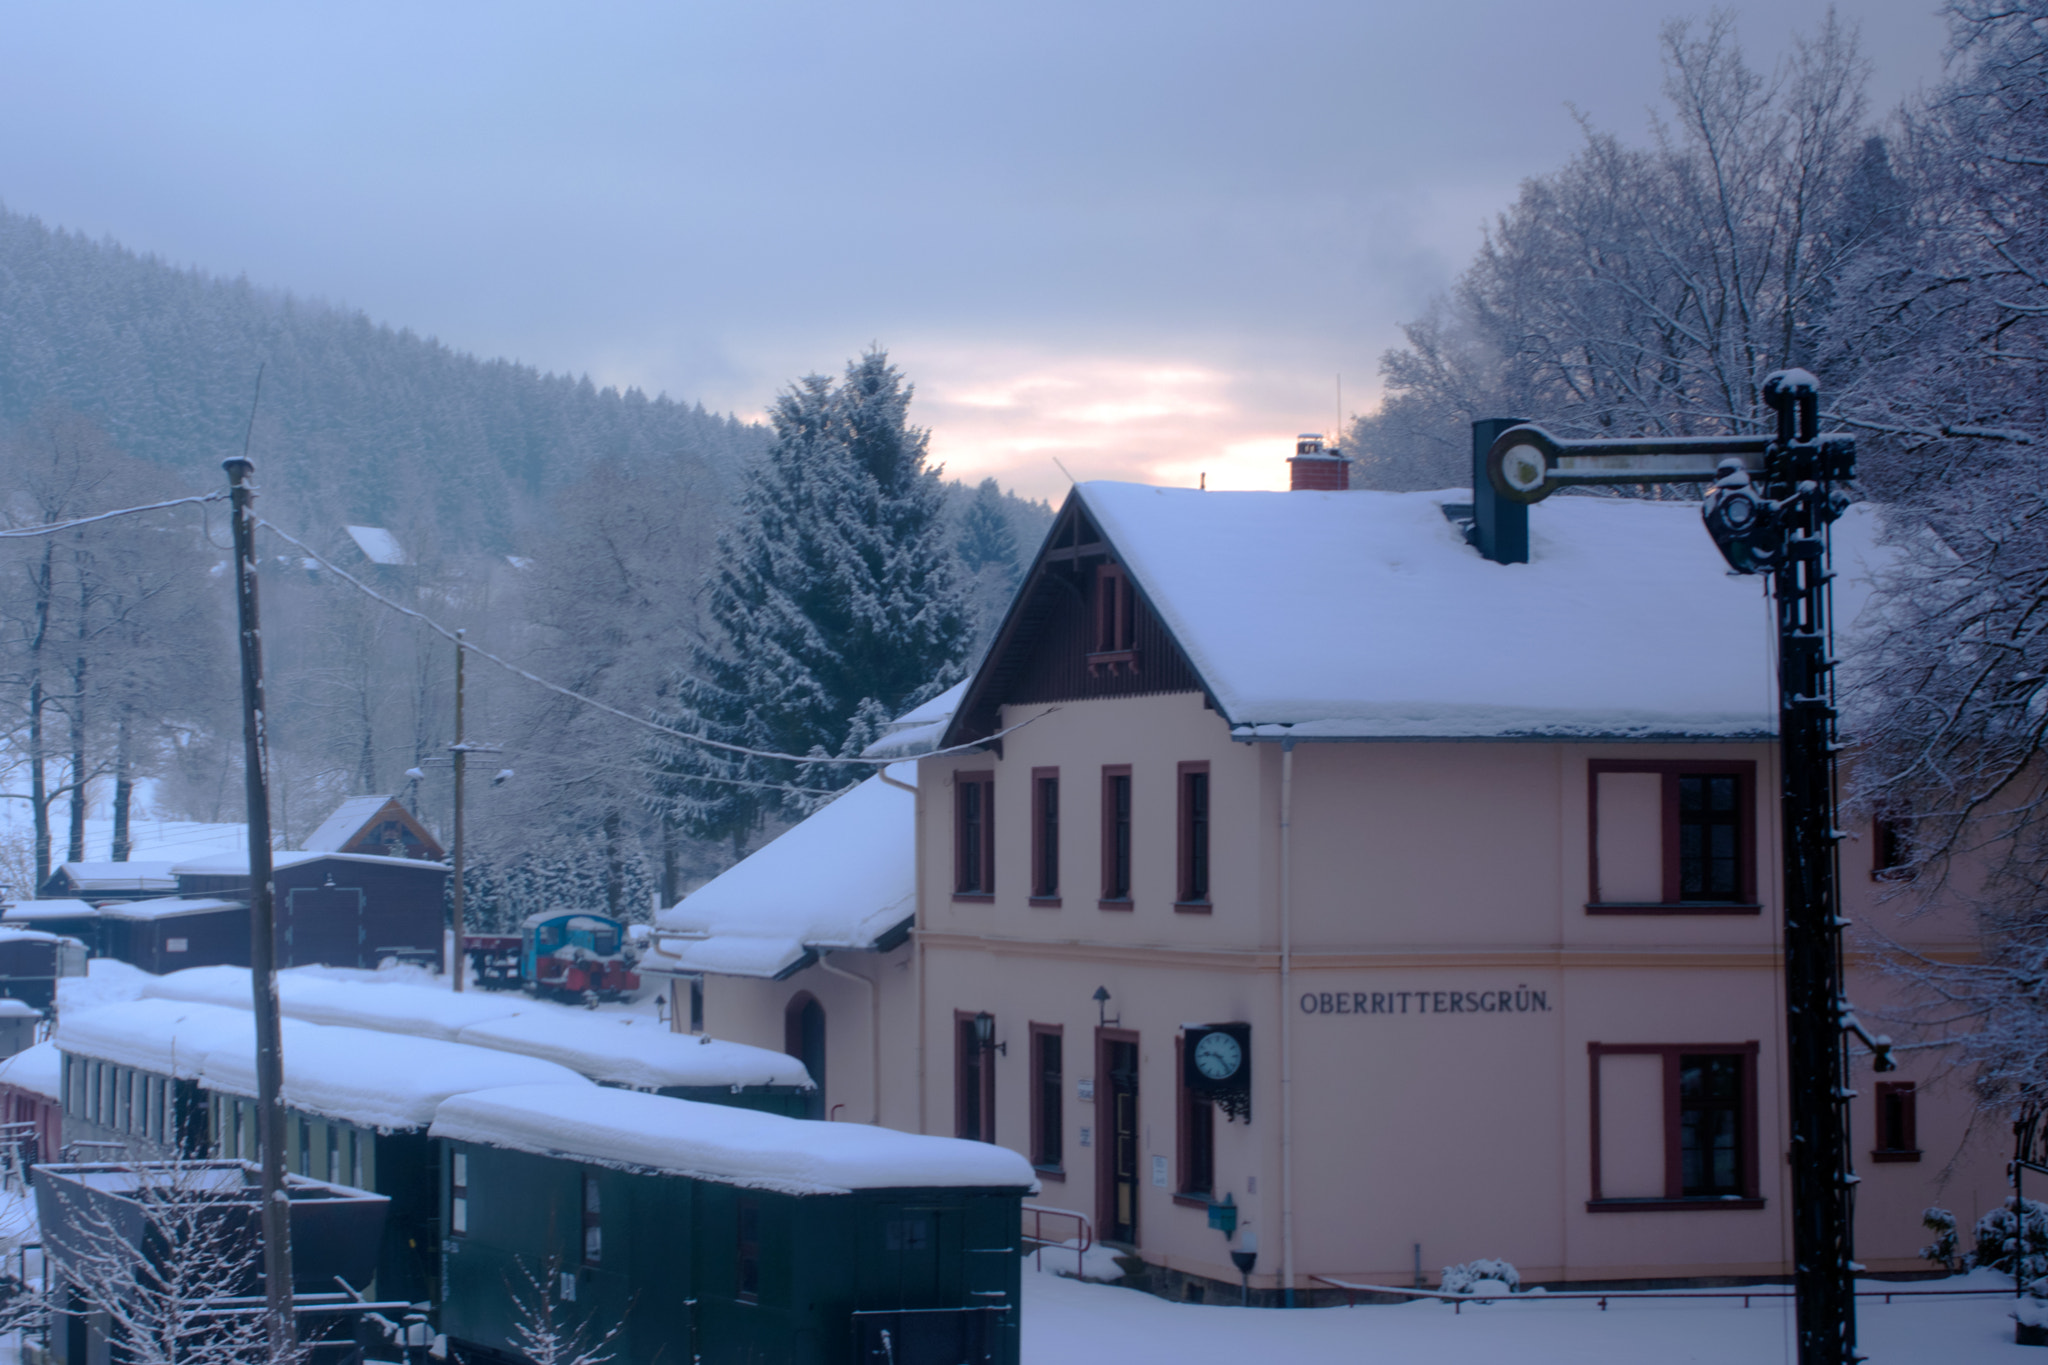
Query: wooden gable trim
940,490,1219,748
339,798,445,862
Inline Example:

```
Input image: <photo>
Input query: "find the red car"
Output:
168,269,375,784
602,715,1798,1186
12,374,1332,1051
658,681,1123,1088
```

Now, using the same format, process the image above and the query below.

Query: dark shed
173,850,449,969
0,926,88,1010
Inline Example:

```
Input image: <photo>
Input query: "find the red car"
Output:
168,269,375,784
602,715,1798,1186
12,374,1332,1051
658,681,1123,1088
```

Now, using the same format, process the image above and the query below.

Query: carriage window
736,1198,760,1303
594,931,617,955
450,1150,469,1235
582,1172,602,1264
537,926,561,948
327,1126,341,1184
351,1130,364,1188
299,1118,313,1175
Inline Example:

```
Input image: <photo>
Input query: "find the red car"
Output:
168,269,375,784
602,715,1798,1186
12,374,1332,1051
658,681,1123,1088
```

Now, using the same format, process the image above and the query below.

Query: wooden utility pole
450,629,467,992
223,454,295,1357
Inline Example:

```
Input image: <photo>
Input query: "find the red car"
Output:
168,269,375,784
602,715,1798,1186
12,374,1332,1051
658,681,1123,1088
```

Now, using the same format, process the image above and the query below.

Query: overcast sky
0,2,1952,500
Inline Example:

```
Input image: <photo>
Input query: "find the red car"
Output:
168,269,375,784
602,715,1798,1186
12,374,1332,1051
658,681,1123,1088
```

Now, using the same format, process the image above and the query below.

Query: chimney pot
1288,432,1350,491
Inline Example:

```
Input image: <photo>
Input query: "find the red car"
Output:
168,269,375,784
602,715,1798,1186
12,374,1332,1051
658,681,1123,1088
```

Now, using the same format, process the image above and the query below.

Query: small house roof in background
343,525,408,565
47,861,178,893
4,899,100,921
172,848,448,877
648,768,917,980
97,896,246,922
300,794,442,860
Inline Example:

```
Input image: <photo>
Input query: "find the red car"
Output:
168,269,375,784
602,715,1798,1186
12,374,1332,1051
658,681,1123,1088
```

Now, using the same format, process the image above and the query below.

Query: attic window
1089,564,1140,676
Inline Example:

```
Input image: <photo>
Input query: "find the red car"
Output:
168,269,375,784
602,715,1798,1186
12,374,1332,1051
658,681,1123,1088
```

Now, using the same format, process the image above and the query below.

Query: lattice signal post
1477,371,1894,1365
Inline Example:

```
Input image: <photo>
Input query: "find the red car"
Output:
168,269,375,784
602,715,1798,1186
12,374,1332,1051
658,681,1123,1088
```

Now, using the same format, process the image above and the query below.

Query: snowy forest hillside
0,211,1050,914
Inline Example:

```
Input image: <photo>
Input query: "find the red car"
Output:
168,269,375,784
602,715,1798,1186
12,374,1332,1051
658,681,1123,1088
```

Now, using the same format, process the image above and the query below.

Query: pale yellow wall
909,691,2006,1290
676,942,917,1129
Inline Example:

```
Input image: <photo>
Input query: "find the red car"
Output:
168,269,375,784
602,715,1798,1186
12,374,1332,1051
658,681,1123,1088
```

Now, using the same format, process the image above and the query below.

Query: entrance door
1096,1033,1139,1244
281,885,365,967
785,994,826,1119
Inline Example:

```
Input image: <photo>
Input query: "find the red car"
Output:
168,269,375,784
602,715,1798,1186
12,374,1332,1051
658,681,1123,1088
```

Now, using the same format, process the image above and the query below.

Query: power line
255,517,1045,767
0,492,227,538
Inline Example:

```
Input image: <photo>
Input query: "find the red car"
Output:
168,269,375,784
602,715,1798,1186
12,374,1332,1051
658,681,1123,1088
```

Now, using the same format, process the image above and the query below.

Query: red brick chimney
1288,433,1350,491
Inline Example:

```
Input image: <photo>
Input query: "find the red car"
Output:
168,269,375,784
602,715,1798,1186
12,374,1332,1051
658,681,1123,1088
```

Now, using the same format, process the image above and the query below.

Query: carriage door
282,884,366,968
1097,1034,1139,1244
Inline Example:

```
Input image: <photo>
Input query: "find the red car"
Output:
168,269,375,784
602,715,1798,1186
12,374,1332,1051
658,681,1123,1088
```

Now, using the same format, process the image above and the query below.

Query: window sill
1098,898,1134,912
1585,902,1762,916
1869,1149,1922,1164
952,893,994,904
1172,1193,1214,1210
1173,900,1213,915
1029,896,1063,908
1586,1197,1765,1212
1034,1164,1067,1182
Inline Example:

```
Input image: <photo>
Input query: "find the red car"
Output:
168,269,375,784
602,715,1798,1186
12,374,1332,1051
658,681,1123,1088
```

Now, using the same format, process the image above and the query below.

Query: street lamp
973,1011,1005,1057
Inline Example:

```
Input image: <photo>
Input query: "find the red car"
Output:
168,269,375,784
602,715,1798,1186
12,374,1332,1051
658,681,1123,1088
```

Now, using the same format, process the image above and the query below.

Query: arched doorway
785,993,826,1119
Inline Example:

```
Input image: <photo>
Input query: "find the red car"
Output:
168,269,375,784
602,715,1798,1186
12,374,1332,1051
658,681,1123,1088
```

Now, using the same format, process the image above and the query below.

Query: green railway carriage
56,997,595,1306
432,1084,1036,1365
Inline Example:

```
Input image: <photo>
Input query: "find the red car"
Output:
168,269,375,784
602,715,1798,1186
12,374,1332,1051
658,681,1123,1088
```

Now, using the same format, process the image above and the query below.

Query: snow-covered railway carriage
520,911,639,1003
139,965,819,1115
432,1085,1036,1365
54,999,593,1306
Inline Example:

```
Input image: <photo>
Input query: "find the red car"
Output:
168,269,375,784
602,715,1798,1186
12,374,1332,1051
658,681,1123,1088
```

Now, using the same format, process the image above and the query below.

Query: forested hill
0,205,767,549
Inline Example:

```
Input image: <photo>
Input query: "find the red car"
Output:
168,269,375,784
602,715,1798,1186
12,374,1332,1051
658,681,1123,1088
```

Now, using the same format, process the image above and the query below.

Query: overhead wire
255,517,1048,768
0,492,227,538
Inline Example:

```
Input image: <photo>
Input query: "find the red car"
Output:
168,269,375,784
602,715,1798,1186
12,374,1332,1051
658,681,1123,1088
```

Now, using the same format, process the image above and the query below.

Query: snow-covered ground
1021,1264,2038,1364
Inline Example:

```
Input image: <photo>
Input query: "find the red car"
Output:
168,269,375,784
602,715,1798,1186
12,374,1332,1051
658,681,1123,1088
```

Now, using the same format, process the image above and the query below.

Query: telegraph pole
451,629,467,992
1478,371,1890,1365
223,454,296,1358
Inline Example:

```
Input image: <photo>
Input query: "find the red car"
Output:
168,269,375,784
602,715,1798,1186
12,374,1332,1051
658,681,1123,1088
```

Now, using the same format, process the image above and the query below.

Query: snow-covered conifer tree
654,351,969,851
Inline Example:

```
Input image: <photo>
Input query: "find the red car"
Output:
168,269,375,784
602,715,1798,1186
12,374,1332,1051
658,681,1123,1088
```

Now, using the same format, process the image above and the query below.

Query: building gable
947,493,1208,745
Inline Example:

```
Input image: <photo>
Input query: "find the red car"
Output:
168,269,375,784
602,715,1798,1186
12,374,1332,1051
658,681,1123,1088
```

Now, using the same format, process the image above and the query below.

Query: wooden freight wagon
431,1084,1036,1365
0,1040,64,1170
0,926,86,1013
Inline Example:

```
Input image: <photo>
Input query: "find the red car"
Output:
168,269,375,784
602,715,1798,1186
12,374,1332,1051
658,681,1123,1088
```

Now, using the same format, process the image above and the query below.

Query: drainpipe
1279,737,1297,1308
815,949,878,1123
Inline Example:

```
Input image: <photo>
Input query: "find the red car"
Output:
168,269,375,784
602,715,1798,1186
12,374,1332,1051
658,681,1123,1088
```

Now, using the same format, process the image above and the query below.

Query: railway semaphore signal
1478,370,1892,1365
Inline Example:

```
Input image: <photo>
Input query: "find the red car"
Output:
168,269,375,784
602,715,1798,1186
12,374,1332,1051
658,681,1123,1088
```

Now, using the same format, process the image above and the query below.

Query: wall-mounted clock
1184,1022,1251,1122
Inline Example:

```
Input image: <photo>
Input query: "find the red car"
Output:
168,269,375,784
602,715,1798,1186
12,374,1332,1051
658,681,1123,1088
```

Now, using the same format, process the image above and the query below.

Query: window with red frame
955,772,994,896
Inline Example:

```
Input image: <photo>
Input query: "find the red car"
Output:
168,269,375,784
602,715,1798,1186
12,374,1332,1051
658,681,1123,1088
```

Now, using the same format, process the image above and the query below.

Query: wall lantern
973,1011,1006,1056
1093,986,1119,1028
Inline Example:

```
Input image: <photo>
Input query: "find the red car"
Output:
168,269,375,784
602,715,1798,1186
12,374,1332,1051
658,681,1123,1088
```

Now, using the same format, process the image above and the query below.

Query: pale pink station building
644,447,2003,1303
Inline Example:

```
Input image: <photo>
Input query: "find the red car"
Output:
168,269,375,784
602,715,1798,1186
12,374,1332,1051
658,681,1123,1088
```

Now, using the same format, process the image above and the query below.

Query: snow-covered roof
0,1000,40,1018
141,965,807,1089
6,900,99,921
860,679,969,760
201,1023,592,1131
990,484,1887,742
50,862,178,892
301,796,398,854
97,896,245,921
453,1012,812,1091
171,848,448,876
649,770,917,980
430,1083,1038,1194
144,966,524,1041
0,1041,63,1100
344,525,408,566
54,999,273,1079
0,924,82,945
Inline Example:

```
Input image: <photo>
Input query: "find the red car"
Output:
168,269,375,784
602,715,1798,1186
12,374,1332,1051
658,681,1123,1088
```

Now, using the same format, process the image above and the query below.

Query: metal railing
1020,1204,1093,1279
1310,1275,2023,1314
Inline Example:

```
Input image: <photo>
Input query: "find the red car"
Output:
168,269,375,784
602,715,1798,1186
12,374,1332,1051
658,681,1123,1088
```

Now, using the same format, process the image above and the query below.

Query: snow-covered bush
1974,1197,2048,1282
1921,1207,1964,1273
1440,1259,1520,1297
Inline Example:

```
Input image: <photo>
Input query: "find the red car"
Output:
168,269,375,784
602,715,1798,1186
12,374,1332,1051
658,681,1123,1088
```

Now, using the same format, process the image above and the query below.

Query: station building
651,460,2004,1302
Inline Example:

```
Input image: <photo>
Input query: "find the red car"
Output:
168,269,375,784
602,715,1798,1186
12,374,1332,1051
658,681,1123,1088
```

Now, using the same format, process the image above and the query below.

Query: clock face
1193,1030,1242,1081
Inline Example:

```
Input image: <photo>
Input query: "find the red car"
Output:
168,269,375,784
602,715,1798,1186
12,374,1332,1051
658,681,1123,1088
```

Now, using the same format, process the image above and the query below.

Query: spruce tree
958,477,1019,574
654,350,969,851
